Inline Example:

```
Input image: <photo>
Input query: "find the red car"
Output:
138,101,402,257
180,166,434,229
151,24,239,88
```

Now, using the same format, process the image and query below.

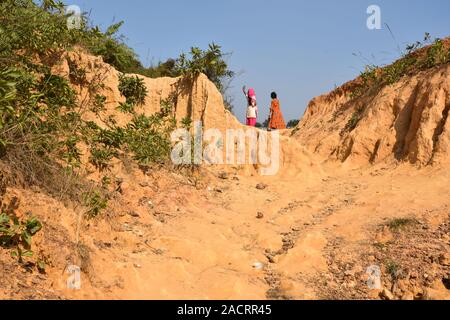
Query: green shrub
37,73,77,110
59,136,82,168
117,102,135,114
90,94,107,114
344,108,364,132
0,212,42,260
83,22,142,74
124,112,176,165
349,34,450,100
68,58,88,85
89,147,116,171
83,190,108,219
141,59,178,78
181,116,192,129
118,74,148,106
422,39,449,69
385,260,403,280
387,218,418,232
0,0,73,57
287,119,300,129
175,43,234,92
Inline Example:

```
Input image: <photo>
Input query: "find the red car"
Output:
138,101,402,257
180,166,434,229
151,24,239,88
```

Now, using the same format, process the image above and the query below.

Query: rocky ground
1,159,449,300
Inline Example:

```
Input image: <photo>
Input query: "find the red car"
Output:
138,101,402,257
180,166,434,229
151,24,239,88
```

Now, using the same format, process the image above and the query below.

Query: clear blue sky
76,0,450,123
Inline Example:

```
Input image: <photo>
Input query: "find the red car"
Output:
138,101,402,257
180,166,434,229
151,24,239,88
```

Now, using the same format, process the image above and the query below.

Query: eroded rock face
294,63,450,166
52,50,241,132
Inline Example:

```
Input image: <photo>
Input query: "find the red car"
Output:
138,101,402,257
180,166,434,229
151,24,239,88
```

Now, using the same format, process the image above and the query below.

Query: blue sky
76,0,450,123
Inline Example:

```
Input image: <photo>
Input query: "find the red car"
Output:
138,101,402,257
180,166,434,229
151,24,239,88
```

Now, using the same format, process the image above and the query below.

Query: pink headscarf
248,88,256,99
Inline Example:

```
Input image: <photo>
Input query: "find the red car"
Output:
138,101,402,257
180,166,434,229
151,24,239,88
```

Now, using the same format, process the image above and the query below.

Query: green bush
422,39,449,69
89,147,116,171
0,212,42,260
118,74,148,106
124,111,176,165
349,34,450,100
83,22,142,74
344,108,364,133
287,119,300,129
90,94,107,114
175,43,234,92
0,0,233,222
83,190,108,219
117,102,135,114
141,59,178,78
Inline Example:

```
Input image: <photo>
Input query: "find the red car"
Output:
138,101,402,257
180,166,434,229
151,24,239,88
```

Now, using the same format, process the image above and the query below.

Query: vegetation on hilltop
328,34,450,134
0,0,234,263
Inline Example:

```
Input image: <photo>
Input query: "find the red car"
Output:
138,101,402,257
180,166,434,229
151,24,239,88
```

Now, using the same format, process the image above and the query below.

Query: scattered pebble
438,252,450,266
266,255,278,264
256,212,264,219
256,183,268,190
128,211,140,218
379,288,394,300
218,172,228,180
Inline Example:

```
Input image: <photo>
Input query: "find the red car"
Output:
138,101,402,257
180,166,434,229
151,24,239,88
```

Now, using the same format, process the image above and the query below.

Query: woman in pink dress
243,86,258,127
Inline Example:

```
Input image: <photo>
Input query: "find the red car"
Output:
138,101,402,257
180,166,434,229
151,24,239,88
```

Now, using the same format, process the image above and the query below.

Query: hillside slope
294,40,450,167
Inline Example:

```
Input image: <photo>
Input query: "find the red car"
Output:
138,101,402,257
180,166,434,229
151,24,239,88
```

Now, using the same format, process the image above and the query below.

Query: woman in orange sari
268,92,286,130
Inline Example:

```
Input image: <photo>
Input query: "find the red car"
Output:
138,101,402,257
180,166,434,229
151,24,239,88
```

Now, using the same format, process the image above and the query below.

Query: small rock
232,176,240,181
256,183,268,190
256,212,264,219
278,279,294,292
401,292,415,301
344,280,356,288
438,252,450,266
344,270,355,277
214,187,223,193
266,255,278,264
134,263,142,269
379,288,395,300
128,211,140,218
218,172,228,180
139,181,149,187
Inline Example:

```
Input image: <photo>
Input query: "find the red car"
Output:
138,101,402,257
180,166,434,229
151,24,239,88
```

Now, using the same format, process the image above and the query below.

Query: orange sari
268,99,286,129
